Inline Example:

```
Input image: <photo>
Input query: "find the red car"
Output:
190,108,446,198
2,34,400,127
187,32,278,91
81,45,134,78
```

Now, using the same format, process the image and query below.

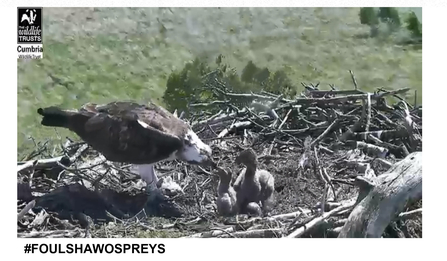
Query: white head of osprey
17,45,43,53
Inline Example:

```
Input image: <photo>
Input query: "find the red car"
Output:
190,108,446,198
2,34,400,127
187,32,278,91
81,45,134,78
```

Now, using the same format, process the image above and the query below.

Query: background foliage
17,7,422,160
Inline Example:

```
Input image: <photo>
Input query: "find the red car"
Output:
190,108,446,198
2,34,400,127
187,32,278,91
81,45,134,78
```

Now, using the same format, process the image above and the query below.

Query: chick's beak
202,156,217,168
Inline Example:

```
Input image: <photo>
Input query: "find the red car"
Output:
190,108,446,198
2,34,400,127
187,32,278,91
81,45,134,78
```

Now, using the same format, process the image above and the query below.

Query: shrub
378,7,401,31
359,7,380,37
162,57,211,112
359,7,379,26
162,57,298,114
405,11,422,39
359,7,422,43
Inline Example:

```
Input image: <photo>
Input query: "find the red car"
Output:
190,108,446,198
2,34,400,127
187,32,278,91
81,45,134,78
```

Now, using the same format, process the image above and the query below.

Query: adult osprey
37,101,215,195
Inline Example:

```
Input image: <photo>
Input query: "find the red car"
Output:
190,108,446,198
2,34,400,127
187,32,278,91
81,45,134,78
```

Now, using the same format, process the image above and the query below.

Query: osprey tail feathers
37,107,75,128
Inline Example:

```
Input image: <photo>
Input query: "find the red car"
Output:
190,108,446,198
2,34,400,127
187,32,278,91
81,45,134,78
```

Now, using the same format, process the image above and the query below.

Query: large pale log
338,151,422,238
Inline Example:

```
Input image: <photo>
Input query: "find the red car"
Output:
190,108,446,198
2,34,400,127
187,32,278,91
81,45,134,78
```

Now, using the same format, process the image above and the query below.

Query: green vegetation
406,11,422,39
163,57,297,114
359,7,422,42
378,7,402,30
17,7,422,160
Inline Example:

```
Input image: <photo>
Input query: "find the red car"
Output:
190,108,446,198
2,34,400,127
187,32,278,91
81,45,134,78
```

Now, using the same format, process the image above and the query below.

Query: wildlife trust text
23,243,165,254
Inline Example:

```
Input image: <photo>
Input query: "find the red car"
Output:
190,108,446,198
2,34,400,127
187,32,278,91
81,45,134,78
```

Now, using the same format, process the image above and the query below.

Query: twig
398,208,422,220
286,202,355,238
310,118,340,148
17,199,36,221
349,70,358,90
220,228,284,238
364,93,371,140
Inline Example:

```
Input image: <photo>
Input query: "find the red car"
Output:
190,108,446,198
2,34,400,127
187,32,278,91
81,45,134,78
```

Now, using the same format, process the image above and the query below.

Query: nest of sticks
17,76,422,238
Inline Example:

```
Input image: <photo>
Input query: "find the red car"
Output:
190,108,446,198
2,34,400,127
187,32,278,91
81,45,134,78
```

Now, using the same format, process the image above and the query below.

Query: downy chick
215,167,238,216
234,148,275,215
245,202,262,217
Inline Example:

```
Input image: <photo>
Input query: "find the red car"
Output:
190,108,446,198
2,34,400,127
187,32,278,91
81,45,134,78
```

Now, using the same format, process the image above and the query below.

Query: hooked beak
177,130,216,168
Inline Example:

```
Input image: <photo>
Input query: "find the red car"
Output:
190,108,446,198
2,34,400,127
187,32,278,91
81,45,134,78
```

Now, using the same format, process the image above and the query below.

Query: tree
378,7,401,31
359,7,379,26
359,7,379,37
405,11,422,39
162,58,211,112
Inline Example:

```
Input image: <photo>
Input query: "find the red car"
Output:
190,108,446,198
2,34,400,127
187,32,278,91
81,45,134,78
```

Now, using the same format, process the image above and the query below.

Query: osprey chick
215,167,238,216
234,148,275,215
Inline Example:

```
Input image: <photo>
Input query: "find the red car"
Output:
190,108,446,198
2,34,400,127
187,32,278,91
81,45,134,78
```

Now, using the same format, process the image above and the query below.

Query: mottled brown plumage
37,101,213,166
37,101,215,200
234,149,275,215
215,167,238,216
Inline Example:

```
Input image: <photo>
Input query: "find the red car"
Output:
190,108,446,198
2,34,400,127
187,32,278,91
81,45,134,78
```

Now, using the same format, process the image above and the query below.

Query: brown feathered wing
38,101,189,164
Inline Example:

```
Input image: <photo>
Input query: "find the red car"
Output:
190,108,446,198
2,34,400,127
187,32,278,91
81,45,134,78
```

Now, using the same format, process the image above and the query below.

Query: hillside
17,7,422,160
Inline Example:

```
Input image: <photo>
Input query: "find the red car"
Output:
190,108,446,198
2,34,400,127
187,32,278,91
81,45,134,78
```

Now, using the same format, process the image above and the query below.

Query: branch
338,152,422,238
286,201,354,238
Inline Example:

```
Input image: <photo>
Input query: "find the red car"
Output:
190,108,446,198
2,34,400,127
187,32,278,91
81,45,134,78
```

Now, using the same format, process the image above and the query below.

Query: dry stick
367,134,401,152
192,109,247,129
250,101,279,122
349,70,358,90
212,228,236,238
338,152,422,238
266,108,293,155
323,168,337,201
17,156,64,172
233,208,313,227
307,89,365,98
261,90,282,98
18,229,84,238
414,90,418,108
69,143,89,162
374,158,393,169
399,101,420,152
334,218,348,227
356,141,388,158
216,121,252,139
310,118,340,148
189,100,230,108
320,184,328,214
340,101,366,142
343,160,371,173
17,199,36,221
220,228,284,238
398,208,422,220
286,202,354,238
212,87,293,103
319,145,334,155
313,147,337,203
364,93,372,140
184,227,235,238
285,88,410,108
29,209,49,228
17,143,89,173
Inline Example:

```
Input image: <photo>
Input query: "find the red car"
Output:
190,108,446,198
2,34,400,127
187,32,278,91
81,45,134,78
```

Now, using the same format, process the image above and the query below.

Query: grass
17,7,422,160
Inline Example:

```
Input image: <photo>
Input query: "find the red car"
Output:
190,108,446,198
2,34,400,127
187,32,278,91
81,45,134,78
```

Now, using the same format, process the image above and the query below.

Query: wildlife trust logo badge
17,7,43,59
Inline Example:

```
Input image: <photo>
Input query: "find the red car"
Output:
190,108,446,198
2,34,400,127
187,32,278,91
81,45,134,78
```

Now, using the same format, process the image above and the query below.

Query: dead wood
286,201,355,238
338,152,422,238
17,76,422,238
219,228,284,238
17,199,36,221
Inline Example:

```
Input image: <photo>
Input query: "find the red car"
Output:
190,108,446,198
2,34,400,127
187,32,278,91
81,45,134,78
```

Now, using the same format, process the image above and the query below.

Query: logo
17,7,43,59
17,7,42,44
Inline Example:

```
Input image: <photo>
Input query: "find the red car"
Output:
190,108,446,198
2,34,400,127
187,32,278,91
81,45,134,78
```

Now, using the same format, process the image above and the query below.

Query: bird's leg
136,164,160,202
